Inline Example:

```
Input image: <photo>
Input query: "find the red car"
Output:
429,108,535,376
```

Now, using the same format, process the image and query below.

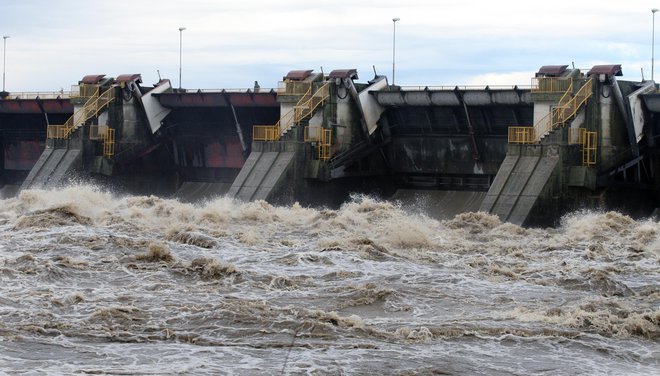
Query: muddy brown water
0,186,658,375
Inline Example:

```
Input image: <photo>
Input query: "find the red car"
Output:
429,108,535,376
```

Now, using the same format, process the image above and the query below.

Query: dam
0,64,658,226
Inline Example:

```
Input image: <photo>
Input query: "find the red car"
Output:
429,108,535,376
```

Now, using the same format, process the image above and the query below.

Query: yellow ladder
102,128,115,157
581,129,597,166
319,128,332,161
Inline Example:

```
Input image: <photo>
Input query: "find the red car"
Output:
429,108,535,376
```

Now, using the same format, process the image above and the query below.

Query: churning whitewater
0,185,657,375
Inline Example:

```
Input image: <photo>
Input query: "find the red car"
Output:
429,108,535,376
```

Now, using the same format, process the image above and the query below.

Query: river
0,185,657,375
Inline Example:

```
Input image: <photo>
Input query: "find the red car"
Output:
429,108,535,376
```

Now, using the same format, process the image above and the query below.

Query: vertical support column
461,99,481,163
229,102,247,155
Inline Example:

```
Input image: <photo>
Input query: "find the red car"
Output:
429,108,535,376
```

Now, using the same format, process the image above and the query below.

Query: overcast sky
0,0,656,91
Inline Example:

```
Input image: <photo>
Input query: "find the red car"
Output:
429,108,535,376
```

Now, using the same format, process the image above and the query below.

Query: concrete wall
598,84,629,172
280,103,295,132
532,101,552,134
334,93,356,151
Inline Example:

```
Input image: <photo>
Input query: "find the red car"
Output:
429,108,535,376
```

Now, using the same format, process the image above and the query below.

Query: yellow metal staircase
292,81,330,128
539,77,594,139
508,78,596,165
253,81,331,141
509,78,594,144
48,87,114,138
47,86,116,157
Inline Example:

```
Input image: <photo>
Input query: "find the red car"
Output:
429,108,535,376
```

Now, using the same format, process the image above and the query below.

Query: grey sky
0,0,655,91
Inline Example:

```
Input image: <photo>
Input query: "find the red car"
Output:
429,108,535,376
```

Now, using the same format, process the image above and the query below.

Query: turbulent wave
0,185,658,375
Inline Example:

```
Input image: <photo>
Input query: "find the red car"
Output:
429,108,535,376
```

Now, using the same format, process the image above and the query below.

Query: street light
653,9,659,81
2,35,9,93
392,18,400,87
178,27,186,90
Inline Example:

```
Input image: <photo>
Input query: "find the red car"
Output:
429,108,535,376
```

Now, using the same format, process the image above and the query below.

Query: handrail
252,125,278,141
551,78,593,130
49,87,100,139
65,87,114,138
2,91,74,99
294,81,330,126
47,86,116,139
254,81,331,141
531,77,573,93
195,88,277,93
278,80,312,95
253,106,295,141
532,112,553,142
568,78,593,119
84,87,114,123
399,84,534,91
508,126,535,144
556,80,574,108
549,80,575,128
290,84,314,127
514,78,594,144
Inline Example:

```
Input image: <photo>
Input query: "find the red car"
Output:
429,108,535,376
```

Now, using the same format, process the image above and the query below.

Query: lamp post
653,9,658,81
2,35,9,94
178,27,186,90
392,17,400,87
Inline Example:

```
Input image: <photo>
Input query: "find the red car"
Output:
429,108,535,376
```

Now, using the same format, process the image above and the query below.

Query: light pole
178,27,186,90
2,35,9,93
653,9,658,81
392,18,400,87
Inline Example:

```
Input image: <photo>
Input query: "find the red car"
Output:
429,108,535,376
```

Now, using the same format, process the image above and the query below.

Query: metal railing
278,80,312,95
399,84,533,91
287,84,314,133
48,86,100,139
531,112,553,142
2,91,73,99
194,87,276,93
253,123,282,141
77,84,102,99
294,81,330,127
508,126,535,144
252,104,296,142
555,80,574,108
511,78,594,145
554,78,593,127
48,86,114,139
253,81,330,142
47,125,66,139
531,77,573,93
85,87,114,123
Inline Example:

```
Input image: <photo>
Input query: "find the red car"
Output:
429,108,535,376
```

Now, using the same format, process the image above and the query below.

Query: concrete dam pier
1,64,659,226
